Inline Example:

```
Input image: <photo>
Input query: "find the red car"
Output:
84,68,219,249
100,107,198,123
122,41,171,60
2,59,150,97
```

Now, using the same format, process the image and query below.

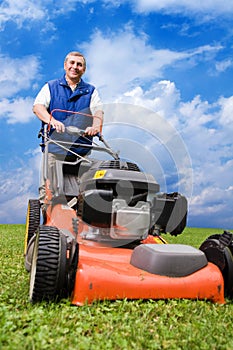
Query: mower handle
65,125,101,139
42,125,119,160
65,125,119,159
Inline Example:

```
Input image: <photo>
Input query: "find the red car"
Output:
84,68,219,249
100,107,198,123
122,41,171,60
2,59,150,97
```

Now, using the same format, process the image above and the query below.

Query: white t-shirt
34,83,103,115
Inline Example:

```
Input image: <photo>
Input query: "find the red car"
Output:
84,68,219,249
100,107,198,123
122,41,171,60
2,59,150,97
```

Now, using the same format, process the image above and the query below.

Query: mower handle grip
65,126,101,139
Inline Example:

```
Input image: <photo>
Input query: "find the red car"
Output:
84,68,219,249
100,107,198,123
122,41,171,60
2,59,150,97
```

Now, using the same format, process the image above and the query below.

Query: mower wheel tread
29,225,67,302
25,199,40,254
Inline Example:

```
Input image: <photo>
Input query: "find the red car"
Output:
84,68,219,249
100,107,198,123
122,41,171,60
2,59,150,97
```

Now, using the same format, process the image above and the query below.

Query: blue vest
44,75,95,155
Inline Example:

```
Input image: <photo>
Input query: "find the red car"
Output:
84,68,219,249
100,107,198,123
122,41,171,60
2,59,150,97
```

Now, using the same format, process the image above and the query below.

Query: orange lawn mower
24,110,233,305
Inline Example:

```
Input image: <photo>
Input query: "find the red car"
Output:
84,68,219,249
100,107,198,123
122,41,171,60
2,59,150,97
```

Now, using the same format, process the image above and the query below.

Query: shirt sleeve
90,89,103,115
33,83,51,109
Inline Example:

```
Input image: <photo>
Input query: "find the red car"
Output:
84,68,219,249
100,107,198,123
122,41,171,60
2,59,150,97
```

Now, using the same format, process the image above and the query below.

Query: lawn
0,224,232,350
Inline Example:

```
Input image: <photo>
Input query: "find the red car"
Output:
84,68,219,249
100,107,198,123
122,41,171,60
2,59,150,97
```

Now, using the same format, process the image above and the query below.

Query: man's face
64,55,86,81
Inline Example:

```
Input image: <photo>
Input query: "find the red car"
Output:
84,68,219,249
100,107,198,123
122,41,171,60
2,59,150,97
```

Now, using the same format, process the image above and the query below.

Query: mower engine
78,160,187,242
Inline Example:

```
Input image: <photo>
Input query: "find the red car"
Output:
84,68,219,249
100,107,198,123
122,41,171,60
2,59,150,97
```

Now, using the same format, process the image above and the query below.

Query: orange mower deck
71,244,225,305
27,204,228,306
41,204,225,305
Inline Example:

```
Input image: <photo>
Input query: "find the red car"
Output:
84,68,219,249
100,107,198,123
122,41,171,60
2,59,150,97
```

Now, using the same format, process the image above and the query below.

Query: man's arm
85,89,104,136
33,104,65,133
33,84,65,133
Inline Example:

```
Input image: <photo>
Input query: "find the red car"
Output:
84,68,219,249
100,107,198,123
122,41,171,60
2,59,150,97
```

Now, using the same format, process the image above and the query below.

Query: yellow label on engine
153,236,168,244
93,170,107,179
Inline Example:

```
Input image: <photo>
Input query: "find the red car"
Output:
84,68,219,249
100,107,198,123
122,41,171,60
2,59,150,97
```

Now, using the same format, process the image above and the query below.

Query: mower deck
71,243,225,305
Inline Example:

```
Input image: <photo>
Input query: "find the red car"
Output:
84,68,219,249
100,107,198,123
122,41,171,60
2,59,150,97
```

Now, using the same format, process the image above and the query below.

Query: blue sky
1,0,233,229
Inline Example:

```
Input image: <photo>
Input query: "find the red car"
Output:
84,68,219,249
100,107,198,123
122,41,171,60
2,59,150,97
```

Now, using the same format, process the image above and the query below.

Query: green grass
0,224,233,350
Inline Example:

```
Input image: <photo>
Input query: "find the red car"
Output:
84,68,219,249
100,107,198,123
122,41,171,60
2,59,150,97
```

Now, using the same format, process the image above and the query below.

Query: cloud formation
0,55,40,98
0,0,45,29
0,97,35,124
105,0,233,16
0,54,40,124
1,0,232,32
113,82,233,228
0,149,41,224
82,28,222,101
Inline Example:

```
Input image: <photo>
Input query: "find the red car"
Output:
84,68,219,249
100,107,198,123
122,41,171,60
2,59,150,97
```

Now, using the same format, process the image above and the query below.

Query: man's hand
84,126,100,136
85,110,103,136
51,118,65,133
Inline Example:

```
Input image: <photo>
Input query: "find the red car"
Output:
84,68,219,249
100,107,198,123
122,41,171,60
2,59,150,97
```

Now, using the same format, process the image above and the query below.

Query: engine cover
79,160,160,203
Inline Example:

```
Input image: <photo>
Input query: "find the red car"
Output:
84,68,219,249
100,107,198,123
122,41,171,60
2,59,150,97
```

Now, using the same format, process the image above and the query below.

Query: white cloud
189,185,233,229
0,0,97,30
0,55,40,98
82,28,183,97
218,96,233,127
82,28,222,101
0,149,41,224
215,59,233,73
0,54,40,124
107,0,233,16
1,0,232,34
0,0,45,29
116,80,181,125
0,97,34,124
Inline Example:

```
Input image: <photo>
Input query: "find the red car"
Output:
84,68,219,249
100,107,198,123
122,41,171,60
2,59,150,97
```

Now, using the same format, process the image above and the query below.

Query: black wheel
199,231,233,298
25,199,41,255
29,225,67,302
224,247,233,298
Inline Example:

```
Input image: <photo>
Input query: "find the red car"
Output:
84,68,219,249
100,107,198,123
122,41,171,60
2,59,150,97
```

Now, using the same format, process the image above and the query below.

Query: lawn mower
25,111,233,305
